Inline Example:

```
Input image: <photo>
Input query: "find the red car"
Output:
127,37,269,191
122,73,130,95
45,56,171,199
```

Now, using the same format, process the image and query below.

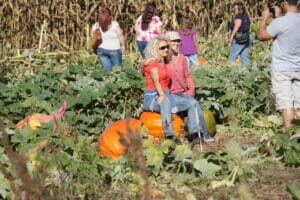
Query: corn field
1,0,269,52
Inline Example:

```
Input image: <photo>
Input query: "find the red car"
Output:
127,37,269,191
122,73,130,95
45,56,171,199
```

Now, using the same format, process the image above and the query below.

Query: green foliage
143,140,174,176
286,183,300,200
258,120,300,167
193,64,273,126
273,133,300,166
193,159,221,178
0,37,298,199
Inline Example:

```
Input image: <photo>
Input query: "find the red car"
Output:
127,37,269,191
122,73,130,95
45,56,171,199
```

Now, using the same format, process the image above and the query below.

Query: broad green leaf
286,183,300,200
0,176,9,199
174,145,192,163
225,140,243,160
193,159,221,177
22,96,52,113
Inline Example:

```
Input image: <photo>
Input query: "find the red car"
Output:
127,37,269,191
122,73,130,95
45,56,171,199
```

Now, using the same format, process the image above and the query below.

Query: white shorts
271,71,300,110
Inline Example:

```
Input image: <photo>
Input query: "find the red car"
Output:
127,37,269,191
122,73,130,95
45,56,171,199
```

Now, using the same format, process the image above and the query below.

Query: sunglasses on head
171,39,181,43
159,45,169,50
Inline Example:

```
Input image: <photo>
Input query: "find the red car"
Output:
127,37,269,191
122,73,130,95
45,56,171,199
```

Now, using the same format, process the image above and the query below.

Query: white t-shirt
91,21,121,50
267,12,300,72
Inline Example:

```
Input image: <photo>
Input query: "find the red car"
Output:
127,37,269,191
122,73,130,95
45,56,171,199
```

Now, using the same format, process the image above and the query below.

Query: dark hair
233,2,247,14
179,17,193,33
141,2,156,31
286,0,298,6
164,23,174,32
98,8,112,32
268,0,298,6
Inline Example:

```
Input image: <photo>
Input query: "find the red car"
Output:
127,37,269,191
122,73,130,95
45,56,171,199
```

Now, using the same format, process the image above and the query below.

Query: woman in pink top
165,31,213,142
135,2,163,58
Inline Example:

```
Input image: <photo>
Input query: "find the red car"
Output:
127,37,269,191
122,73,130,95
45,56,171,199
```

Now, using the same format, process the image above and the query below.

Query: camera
269,7,275,16
267,0,283,17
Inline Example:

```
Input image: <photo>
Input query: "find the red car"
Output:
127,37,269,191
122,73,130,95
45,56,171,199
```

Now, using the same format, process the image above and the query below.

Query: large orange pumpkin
98,119,143,158
139,112,184,139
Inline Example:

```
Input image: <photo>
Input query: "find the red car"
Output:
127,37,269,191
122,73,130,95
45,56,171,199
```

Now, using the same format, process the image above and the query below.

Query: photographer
258,0,300,128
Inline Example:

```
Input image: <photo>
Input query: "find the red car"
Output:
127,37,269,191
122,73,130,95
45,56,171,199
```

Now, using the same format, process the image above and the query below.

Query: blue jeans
137,40,148,58
97,48,122,70
229,35,252,65
185,54,200,67
143,90,176,137
172,92,211,139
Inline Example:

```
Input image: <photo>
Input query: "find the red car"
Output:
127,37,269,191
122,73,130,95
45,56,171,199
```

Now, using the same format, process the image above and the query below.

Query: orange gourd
139,112,184,139
198,58,207,64
98,118,143,158
16,113,49,130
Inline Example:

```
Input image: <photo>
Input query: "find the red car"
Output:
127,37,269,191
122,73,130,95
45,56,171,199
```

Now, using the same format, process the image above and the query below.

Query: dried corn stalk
0,0,268,52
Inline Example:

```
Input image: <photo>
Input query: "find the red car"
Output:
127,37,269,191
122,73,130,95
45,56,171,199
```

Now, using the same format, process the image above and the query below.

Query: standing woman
143,37,177,139
135,2,163,58
228,2,251,65
91,8,126,70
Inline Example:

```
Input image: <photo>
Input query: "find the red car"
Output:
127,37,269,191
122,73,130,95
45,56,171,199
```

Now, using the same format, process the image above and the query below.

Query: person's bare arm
115,25,126,54
141,58,156,75
258,9,273,41
183,59,195,96
149,67,167,104
193,34,200,52
156,25,163,35
230,19,242,43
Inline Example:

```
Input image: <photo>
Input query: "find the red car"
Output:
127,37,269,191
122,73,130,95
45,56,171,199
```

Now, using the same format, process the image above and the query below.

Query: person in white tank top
91,8,126,70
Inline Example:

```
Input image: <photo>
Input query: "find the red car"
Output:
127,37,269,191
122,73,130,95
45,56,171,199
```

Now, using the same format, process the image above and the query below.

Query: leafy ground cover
0,36,299,200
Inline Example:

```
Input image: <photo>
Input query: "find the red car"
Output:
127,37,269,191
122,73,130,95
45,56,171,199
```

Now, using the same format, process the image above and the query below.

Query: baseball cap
164,31,181,41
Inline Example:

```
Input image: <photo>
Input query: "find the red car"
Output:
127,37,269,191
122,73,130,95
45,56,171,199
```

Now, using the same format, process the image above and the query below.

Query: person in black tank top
228,2,252,65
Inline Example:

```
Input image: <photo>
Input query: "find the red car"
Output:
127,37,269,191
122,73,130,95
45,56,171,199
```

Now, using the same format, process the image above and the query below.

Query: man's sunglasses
159,45,169,50
171,40,181,43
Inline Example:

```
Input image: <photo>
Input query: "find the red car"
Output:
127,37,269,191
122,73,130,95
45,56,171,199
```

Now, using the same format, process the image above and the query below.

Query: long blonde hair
144,37,169,64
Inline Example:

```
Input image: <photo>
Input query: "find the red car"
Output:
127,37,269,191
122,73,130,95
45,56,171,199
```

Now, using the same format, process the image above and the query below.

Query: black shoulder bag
234,17,249,44
235,31,249,44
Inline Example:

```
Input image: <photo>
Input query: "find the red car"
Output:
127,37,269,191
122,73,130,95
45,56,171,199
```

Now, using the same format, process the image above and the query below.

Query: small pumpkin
139,112,184,139
16,113,49,130
203,110,216,137
98,118,143,159
198,58,207,64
